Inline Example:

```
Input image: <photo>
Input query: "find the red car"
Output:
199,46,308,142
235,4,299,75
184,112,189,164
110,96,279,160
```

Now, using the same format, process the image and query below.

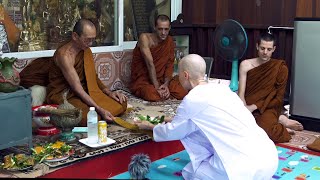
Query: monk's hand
246,104,257,112
109,91,127,103
158,84,170,99
134,120,155,130
97,107,115,121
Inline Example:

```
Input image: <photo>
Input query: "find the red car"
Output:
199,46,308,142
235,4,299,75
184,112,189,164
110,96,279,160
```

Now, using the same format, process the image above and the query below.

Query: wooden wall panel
296,0,313,17
316,0,320,17
215,0,228,24
282,0,297,26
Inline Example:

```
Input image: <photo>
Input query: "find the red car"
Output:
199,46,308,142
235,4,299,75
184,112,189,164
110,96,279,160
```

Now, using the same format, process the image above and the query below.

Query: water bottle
87,107,98,144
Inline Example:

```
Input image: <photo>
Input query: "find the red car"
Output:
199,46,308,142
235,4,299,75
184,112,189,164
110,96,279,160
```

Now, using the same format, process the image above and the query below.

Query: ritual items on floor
0,153,35,171
135,115,165,125
49,90,82,142
31,141,73,163
32,104,60,136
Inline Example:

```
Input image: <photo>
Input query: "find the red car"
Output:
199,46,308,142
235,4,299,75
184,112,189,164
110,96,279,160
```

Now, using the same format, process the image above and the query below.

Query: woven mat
0,91,181,178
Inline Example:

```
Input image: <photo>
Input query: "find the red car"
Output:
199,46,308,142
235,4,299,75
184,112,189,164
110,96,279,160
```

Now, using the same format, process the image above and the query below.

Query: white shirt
153,83,278,180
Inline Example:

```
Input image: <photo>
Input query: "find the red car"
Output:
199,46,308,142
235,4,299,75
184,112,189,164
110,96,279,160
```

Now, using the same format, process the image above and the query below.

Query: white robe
153,83,278,180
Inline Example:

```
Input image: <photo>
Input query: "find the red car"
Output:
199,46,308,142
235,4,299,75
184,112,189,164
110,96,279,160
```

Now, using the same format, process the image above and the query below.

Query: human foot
286,128,295,135
279,115,304,131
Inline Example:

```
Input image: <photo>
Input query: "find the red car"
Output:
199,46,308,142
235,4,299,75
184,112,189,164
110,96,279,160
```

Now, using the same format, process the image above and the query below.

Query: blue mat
272,146,320,180
111,150,189,179
111,146,320,180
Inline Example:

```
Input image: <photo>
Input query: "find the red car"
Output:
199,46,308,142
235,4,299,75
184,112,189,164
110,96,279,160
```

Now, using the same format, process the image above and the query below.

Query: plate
79,137,116,148
45,155,69,162
4,165,34,172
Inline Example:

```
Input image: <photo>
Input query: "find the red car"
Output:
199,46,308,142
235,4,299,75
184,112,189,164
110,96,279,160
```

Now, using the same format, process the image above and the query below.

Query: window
0,0,181,59
123,0,171,42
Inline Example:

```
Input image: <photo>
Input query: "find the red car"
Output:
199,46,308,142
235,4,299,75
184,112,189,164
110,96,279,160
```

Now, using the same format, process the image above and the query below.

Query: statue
18,0,43,51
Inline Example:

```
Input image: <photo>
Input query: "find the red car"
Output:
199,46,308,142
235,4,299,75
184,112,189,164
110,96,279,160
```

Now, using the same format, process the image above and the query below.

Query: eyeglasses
79,37,95,44
76,33,96,44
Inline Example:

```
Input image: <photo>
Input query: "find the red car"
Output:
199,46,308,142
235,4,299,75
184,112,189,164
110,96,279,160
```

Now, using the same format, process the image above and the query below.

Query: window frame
0,0,181,59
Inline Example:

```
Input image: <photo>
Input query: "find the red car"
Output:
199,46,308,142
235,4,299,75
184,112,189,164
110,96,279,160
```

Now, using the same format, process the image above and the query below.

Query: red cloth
40,140,184,179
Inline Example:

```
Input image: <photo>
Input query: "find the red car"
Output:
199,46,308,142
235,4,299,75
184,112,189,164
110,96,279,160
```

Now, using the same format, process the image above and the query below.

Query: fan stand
229,59,239,92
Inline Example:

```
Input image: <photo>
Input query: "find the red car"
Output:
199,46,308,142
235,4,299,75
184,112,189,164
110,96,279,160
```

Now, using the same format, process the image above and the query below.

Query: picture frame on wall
0,24,10,53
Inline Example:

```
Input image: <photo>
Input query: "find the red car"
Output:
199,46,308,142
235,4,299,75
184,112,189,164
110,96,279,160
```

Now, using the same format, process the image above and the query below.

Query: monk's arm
56,55,101,110
266,65,288,109
238,61,248,105
139,34,159,89
163,38,175,85
238,60,258,112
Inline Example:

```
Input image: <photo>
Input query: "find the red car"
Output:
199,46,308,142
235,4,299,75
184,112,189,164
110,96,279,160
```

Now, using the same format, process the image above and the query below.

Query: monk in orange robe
129,14,187,101
46,19,127,126
238,32,303,143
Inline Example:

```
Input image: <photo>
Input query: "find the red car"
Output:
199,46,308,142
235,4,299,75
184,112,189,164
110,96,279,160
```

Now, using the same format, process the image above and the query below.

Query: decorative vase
0,57,20,93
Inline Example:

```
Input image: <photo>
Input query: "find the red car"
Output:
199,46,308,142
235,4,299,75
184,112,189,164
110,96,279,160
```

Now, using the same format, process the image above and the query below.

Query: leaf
146,115,151,121
138,114,146,120
159,116,165,123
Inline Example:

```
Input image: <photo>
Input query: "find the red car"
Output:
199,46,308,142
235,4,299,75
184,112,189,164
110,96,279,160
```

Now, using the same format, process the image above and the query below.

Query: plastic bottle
87,107,98,144
204,74,208,82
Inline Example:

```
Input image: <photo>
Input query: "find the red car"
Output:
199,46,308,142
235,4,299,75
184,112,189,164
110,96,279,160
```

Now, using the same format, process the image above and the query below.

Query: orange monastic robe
245,59,291,143
46,48,127,126
129,36,187,101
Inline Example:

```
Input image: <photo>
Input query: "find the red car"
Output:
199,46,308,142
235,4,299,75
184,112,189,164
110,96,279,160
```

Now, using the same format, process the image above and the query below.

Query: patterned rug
111,145,320,180
279,130,320,153
0,90,181,178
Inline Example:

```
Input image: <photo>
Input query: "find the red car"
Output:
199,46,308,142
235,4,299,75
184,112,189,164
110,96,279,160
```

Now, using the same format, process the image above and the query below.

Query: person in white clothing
135,54,279,180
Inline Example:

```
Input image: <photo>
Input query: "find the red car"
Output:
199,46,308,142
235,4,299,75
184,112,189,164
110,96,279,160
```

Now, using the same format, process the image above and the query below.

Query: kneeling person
135,54,279,179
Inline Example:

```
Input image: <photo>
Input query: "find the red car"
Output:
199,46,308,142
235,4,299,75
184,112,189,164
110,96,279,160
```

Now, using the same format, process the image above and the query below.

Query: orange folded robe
129,36,187,101
46,48,127,126
245,59,291,143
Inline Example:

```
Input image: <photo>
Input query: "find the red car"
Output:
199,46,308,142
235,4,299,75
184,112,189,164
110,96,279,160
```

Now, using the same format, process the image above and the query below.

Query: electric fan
214,19,248,92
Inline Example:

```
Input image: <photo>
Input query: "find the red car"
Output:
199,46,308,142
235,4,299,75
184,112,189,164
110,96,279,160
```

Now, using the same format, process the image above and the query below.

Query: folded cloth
114,117,153,139
307,138,320,152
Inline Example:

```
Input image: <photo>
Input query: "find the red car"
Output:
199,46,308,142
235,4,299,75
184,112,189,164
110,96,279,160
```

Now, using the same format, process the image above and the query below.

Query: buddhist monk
129,14,187,101
238,32,303,143
46,19,127,126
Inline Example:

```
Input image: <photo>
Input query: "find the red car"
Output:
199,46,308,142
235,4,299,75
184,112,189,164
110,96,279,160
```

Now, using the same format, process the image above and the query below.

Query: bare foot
279,115,304,131
286,128,295,135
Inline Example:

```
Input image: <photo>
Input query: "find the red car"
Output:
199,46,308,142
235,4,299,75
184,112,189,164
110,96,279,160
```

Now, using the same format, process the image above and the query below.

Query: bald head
73,19,96,36
179,54,206,81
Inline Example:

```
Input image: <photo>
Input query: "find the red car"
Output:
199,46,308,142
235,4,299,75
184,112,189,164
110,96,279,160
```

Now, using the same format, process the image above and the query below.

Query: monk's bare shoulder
240,58,257,73
54,45,73,68
137,33,152,48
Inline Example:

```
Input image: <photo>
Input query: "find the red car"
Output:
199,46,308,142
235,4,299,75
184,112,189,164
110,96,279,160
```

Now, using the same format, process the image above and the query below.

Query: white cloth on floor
153,83,278,180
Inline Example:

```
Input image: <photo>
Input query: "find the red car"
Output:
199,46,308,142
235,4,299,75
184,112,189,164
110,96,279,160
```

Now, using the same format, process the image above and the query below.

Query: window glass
123,0,171,41
0,0,118,53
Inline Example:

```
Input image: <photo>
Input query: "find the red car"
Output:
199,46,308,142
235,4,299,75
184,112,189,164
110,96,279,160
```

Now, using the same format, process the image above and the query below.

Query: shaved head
179,54,206,81
73,19,96,36
178,54,207,91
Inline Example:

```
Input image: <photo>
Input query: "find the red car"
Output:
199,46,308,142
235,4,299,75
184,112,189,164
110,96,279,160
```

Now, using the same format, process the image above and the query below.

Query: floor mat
111,145,320,180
